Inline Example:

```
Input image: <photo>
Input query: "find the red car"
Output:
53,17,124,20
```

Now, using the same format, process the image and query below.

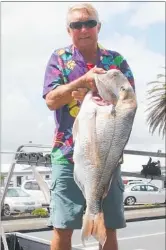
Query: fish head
117,81,137,111
94,69,136,107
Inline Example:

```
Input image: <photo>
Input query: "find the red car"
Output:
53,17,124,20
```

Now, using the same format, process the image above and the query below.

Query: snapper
72,69,137,248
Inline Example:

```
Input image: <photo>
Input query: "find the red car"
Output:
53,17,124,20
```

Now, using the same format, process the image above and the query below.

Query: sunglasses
69,20,98,30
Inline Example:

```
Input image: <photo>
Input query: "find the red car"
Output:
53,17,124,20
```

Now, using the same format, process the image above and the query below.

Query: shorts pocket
50,180,57,210
50,180,56,191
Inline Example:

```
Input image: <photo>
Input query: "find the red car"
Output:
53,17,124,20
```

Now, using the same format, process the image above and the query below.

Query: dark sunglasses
69,20,98,30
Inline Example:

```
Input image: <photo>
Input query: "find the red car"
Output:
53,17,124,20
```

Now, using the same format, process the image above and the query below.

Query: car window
146,185,158,191
16,189,30,197
24,181,40,190
131,185,141,191
31,182,40,190
131,185,148,191
24,181,32,190
140,185,147,191
7,188,30,197
7,189,18,197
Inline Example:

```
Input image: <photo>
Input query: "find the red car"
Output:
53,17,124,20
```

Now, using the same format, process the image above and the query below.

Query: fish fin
92,213,107,247
74,171,85,197
81,213,94,247
72,117,79,142
81,212,107,247
32,167,50,203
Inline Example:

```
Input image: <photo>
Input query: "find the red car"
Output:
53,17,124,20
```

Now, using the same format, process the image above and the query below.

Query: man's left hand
72,88,88,101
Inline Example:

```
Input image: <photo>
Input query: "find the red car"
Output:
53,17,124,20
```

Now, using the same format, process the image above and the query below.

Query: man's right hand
82,67,107,91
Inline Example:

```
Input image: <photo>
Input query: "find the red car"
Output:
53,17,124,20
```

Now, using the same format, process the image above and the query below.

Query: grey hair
66,3,100,26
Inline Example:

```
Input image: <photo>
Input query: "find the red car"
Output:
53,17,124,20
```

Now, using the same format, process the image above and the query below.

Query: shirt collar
64,43,110,57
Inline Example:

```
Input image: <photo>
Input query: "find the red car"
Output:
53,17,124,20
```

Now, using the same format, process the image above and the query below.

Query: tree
146,69,166,138
0,174,5,186
0,174,5,181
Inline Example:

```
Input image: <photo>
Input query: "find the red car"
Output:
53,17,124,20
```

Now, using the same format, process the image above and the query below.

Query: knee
52,228,73,244
106,228,117,243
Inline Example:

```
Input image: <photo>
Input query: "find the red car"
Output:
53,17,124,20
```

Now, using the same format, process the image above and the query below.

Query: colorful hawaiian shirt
43,44,135,165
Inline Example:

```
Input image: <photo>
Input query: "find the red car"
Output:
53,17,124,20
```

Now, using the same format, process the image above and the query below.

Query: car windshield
7,188,30,197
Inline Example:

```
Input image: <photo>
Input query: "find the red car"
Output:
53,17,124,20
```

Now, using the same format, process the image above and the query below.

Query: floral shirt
43,44,135,165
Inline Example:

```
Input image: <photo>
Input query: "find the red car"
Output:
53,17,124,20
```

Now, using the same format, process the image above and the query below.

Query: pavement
19,219,166,250
2,207,165,233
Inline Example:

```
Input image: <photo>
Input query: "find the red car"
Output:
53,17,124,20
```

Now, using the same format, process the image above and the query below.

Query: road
2,207,165,232
23,219,165,250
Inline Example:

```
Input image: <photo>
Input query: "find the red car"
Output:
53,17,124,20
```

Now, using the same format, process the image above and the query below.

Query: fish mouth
92,92,113,106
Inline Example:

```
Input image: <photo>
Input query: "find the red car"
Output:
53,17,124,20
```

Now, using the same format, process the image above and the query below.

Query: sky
1,1,166,170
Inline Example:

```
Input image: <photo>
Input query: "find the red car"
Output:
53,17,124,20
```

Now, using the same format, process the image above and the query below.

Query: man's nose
80,25,88,31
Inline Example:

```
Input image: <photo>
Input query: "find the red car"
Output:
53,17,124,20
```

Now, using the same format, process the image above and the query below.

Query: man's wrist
79,75,87,88
65,75,87,93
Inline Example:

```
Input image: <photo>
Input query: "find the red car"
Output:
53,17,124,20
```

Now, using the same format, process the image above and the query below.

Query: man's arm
45,76,86,110
43,52,106,110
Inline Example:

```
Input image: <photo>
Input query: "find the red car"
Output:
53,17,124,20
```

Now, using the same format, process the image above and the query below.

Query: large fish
72,69,137,247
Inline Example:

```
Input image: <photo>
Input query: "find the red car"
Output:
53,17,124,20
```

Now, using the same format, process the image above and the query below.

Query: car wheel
3,204,11,216
125,196,136,206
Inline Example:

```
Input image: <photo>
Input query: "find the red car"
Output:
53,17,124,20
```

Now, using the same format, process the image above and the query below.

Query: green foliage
0,174,5,181
31,208,48,217
144,203,160,207
146,69,166,138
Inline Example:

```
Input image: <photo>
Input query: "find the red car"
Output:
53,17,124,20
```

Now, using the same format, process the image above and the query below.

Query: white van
21,179,51,208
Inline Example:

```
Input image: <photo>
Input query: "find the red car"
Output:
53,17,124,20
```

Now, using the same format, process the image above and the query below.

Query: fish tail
92,212,107,247
81,212,107,248
81,213,94,246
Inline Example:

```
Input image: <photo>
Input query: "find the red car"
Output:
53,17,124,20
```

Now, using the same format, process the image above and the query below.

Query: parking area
23,219,165,250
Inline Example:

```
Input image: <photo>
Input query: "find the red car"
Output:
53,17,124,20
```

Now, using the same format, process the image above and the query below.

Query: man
43,3,135,250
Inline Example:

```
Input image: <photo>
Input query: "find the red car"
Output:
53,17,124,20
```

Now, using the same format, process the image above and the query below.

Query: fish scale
73,69,137,248
97,108,136,202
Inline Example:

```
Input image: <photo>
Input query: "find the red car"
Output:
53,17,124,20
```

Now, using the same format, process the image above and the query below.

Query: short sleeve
43,52,64,99
114,52,135,91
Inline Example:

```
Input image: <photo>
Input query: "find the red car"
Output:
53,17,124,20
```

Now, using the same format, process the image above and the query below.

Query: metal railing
1,143,165,209
0,142,165,250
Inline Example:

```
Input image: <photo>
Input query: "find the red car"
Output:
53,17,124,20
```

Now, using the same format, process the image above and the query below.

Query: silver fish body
72,69,137,247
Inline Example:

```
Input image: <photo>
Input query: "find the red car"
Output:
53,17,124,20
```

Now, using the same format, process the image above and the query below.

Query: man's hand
82,67,107,91
72,88,88,101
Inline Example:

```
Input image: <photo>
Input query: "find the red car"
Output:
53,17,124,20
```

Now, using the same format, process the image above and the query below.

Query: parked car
1,187,42,216
123,183,165,205
21,179,51,207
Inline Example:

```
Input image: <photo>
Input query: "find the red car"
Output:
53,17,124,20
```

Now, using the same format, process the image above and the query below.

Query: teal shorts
48,164,126,230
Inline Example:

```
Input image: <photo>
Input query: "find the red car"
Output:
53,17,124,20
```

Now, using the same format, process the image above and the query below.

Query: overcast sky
1,1,165,168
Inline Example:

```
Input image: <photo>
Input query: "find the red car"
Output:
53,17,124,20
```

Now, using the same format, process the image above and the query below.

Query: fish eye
120,86,125,91
113,72,118,77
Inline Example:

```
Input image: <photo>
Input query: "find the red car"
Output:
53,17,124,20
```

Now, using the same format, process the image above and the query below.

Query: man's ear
97,22,101,33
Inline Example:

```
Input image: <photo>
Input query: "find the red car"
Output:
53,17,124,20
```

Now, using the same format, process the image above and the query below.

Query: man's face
67,9,101,49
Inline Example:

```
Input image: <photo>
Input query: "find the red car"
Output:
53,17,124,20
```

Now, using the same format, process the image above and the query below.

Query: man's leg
51,228,73,250
99,229,118,250
101,166,126,250
48,164,85,250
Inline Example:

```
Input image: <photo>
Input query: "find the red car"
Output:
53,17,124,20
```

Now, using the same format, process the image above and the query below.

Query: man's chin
78,40,94,48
